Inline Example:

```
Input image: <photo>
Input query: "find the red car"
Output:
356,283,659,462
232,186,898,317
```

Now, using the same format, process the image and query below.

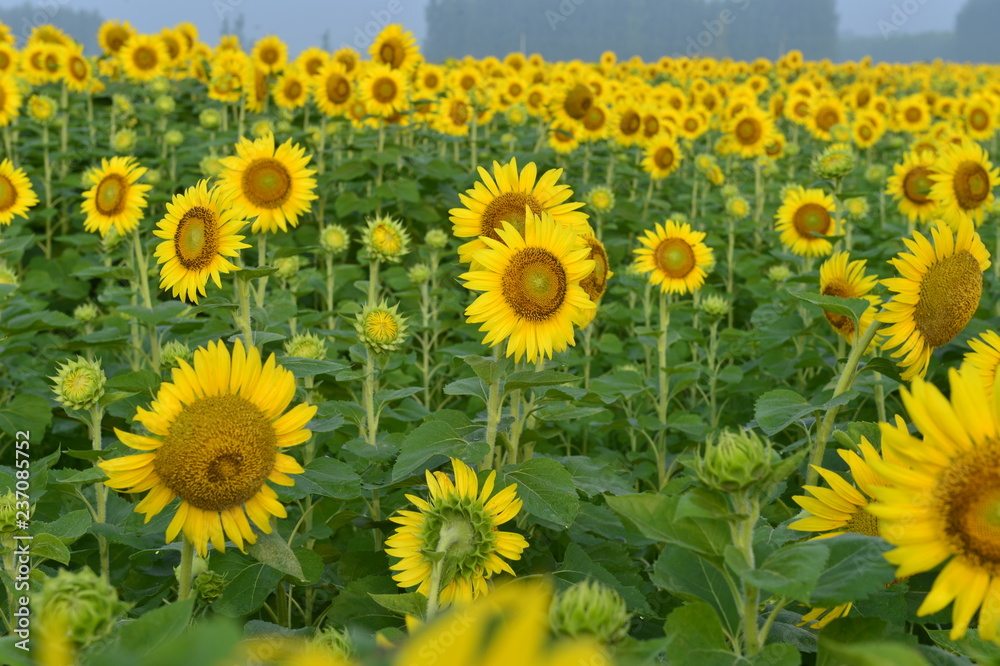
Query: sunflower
461,212,595,363
578,234,613,327
887,150,939,225
726,107,773,159
81,157,152,237
217,133,317,234
414,63,445,96
677,109,709,141
551,80,595,125
818,251,881,344
61,47,92,92
332,46,359,73
929,139,1000,230
153,180,251,304
865,366,1000,640
119,34,168,82
450,158,590,264
775,186,837,257
357,64,408,118
851,110,886,149
895,94,932,134
806,96,847,141
963,94,997,141
433,92,472,137
98,339,316,558
548,121,581,154
641,135,683,180
0,43,17,75
633,219,714,295
0,75,22,127
965,331,1000,402
272,67,309,110
577,102,610,141
385,457,528,607
0,159,39,226
789,437,888,628
293,47,327,81
878,219,989,381
251,35,287,74
610,102,643,146
369,23,419,72
313,61,353,117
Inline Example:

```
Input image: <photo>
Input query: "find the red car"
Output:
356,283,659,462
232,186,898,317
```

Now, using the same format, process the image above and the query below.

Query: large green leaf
500,457,579,527
212,563,284,617
653,545,742,638
392,419,486,481
606,492,731,557
728,541,829,600
114,599,194,654
247,531,305,580
0,394,52,437
810,534,896,606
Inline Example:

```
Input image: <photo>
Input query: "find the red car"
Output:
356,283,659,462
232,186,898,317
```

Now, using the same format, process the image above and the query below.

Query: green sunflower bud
73,303,100,324
149,78,171,95
699,294,730,318
112,129,137,153
844,197,869,221
500,132,517,145
767,263,792,282
865,164,888,184
407,263,432,284
785,142,801,157
102,227,126,253
284,332,326,360
355,301,408,354
164,129,184,148
199,108,221,129
550,579,630,644
274,256,302,280
725,196,750,220
811,143,857,180
154,95,176,115
720,184,740,200
312,626,354,659
585,185,616,212
160,340,192,369
144,168,162,186
275,119,293,134
0,491,19,534
694,430,775,493
112,94,133,116
320,224,350,255
0,260,18,289
829,123,852,143
362,215,411,263
424,228,449,250
27,95,57,124
194,570,227,604
51,357,106,412
199,154,223,178
251,120,273,138
32,568,130,648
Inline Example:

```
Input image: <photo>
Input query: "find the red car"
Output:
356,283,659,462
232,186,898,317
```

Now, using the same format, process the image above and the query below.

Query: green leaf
278,358,350,378
500,457,579,527
818,618,927,666
559,542,651,613
793,291,871,330
754,389,860,436
369,592,427,620
464,355,501,385
653,545,741,638
72,265,135,280
31,533,71,564
293,547,325,585
235,266,279,281
606,493,731,557
504,370,579,393
247,531,305,580
556,456,634,497
297,457,362,499
0,637,32,666
0,235,36,257
0,394,52,437
212,563,284,617
443,377,488,403
663,601,735,666
733,541,829,600
331,160,369,181
106,370,161,395
393,420,486,481
334,190,361,216
30,509,92,543
859,357,905,384
925,628,1000,662
115,599,194,654
811,534,896,606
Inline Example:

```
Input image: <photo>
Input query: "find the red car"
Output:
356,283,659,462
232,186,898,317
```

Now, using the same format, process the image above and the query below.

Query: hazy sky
0,0,967,54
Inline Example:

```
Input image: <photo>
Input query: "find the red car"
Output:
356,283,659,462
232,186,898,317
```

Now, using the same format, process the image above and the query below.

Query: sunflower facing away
153,180,251,304
866,367,1000,641
775,186,837,257
450,157,590,264
790,437,888,628
929,139,1000,230
218,133,317,234
461,211,595,363
818,251,881,344
81,156,152,237
384,457,528,608
877,219,989,381
633,219,714,295
887,150,939,225
0,158,39,226
99,339,316,558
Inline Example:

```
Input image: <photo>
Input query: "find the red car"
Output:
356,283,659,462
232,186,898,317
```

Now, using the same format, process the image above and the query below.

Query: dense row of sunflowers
3,15,1000,666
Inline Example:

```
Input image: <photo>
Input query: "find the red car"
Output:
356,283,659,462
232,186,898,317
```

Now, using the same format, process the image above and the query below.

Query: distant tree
955,0,1000,63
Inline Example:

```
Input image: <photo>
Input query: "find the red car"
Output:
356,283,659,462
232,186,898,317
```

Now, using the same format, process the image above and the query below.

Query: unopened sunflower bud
154,95,175,115
320,224,350,254
720,184,740,200
112,94,133,116
355,301,408,353
251,120,273,138
767,264,793,282
785,142,801,157
51,357,106,412
194,570,227,604
830,123,852,143
73,303,100,324
669,212,689,225
0,260,18,288
0,491,19,534
27,94,57,124
149,78,171,95
144,168,162,186
274,256,302,280
699,294,730,318
102,227,126,253
112,129,137,152
694,154,717,173
424,228,448,250
32,568,129,648
284,332,326,360
199,108,221,129
362,215,410,263
160,340,192,369
164,129,184,148
844,197,869,221
758,157,778,177
707,166,726,186
199,154,223,178
694,430,774,493
407,263,432,284
725,196,750,220
313,626,354,659
275,119,293,134
811,143,856,180
864,164,887,184
585,185,615,213
550,579,630,644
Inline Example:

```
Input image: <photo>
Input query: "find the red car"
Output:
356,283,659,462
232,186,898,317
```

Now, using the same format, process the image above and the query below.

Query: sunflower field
4,16,1000,666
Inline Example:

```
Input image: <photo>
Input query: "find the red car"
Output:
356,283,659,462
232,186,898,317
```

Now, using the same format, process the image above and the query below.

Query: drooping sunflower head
450,157,590,264
355,300,408,354
774,186,836,258
929,139,1000,230
81,156,152,237
369,23,419,72
818,251,881,343
153,180,252,304
218,132,317,234
0,158,39,226
633,219,714,295
877,219,990,381
385,457,528,608
99,339,316,558
361,214,410,263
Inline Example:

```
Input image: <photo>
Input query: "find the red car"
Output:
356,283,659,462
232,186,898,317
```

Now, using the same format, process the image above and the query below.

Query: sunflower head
550,579,631,644
320,224,350,255
584,185,615,213
579,234,612,304
50,356,106,412
774,186,836,258
32,568,130,649
819,251,881,344
159,340,192,369
811,142,857,180
964,331,1000,403
633,219,714,295
930,139,1000,230
355,301,408,354
361,214,410,263
284,332,326,360
694,429,775,494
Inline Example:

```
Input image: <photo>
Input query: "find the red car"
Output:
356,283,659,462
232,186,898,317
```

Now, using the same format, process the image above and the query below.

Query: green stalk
255,234,269,309
368,258,381,305
235,277,254,350
90,406,109,580
656,290,672,488
132,229,160,369
177,536,194,602
480,345,505,470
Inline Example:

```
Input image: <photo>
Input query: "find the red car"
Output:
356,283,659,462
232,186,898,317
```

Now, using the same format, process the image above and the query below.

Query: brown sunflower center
379,40,404,69
970,109,990,131
94,174,128,216
305,58,323,76
373,77,398,104
953,161,991,210
241,158,292,209
260,46,279,65
563,83,593,120
792,203,832,237
0,174,16,212
501,247,567,321
654,146,676,171
684,117,699,132
642,115,659,137
107,28,128,52
154,394,277,511
480,192,543,240
843,507,879,537
816,106,839,131
735,117,762,145
582,106,606,131
904,107,922,123
620,110,641,135
43,52,60,72
654,238,696,279
449,100,469,125
903,166,934,204
326,74,351,104
174,205,219,270
858,125,873,141
913,249,982,348
69,56,87,80
934,441,1000,575
284,81,303,100
580,238,610,301
821,279,856,336
133,46,157,71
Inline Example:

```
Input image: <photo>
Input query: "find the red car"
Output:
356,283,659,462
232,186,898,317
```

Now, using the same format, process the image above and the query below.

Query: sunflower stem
255,234,269,309
236,276,254,350
656,290,672,489
641,176,655,220
805,317,881,487
733,490,762,656
41,123,53,259
368,258,381,305
90,405,109,581
177,536,194,602
132,229,160,370
481,345,505,471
